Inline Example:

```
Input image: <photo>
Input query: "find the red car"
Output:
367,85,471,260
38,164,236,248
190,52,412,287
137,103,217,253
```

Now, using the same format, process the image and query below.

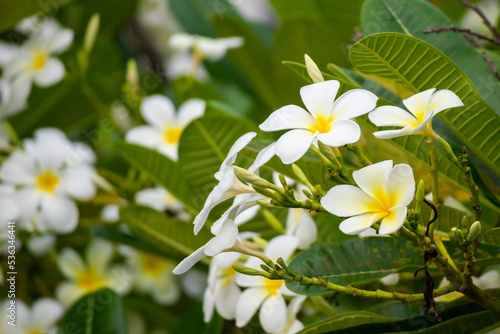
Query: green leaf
120,205,211,264
0,0,71,33
114,142,197,211
349,33,500,177
178,113,257,205
360,0,500,113
58,289,127,334
287,237,500,295
485,227,500,245
298,311,395,334
417,311,500,334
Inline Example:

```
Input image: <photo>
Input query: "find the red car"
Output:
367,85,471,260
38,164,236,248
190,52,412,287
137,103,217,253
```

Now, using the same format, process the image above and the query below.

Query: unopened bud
305,54,324,83
84,13,100,53
291,164,314,191
466,221,481,244
279,174,287,187
233,265,271,278
233,166,280,191
126,58,139,92
436,137,460,165
456,229,465,247
318,141,337,163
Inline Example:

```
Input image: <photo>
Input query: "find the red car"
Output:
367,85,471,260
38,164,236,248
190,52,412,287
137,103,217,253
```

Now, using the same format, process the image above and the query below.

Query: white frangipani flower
321,160,415,235
235,235,300,333
169,33,244,62
0,128,97,233
123,248,180,305
286,208,317,249
276,296,307,334
135,186,185,214
0,77,30,119
369,88,463,139
56,239,131,306
203,252,242,322
13,298,63,334
126,95,205,161
260,81,378,164
4,19,73,96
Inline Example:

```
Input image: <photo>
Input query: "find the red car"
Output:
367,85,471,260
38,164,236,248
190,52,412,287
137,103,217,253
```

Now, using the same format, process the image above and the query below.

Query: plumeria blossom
123,248,180,305
135,186,186,216
276,296,307,334
235,235,300,333
369,88,463,139
4,19,74,96
126,95,205,160
286,208,317,249
169,33,244,62
10,298,63,334
56,239,131,306
0,128,97,233
321,160,415,235
260,80,378,164
203,252,243,322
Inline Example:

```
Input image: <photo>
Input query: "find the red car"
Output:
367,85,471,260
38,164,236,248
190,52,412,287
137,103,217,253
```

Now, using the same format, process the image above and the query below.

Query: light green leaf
360,0,500,112
120,205,211,263
58,289,126,334
297,311,397,334
114,142,197,211
178,113,257,204
349,33,500,177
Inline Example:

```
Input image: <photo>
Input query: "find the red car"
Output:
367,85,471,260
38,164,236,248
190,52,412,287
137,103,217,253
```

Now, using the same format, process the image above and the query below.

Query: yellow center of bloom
32,52,46,70
164,128,183,144
37,171,59,193
310,116,333,134
264,278,283,296
141,254,166,276
28,330,43,334
77,271,105,292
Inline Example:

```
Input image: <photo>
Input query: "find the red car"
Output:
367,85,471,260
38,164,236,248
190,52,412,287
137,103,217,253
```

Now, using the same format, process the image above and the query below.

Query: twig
459,0,500,40
423,198,439,236
346,30,363,52
482,52,500,81
422,26,500,46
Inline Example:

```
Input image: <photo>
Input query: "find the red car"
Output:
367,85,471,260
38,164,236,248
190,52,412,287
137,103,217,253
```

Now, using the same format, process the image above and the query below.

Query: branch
482,52,500,81
422,26,500,46
459,0,500,40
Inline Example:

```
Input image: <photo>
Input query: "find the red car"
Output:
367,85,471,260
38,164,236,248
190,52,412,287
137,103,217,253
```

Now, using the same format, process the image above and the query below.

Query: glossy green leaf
120,205,211,263
58,289,126,334
297,311,396,334
178,113,257,205
114,142,197,211
287,237,500,295
349,33,500,177
360,0,500,112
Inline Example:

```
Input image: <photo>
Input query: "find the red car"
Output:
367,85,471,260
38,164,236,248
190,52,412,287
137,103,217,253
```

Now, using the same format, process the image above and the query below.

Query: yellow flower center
141,254,166,276
32,52,46,70
164,128,183,144
28,330,43,334
264,278,283,296
310,116,333,134
77,271,105,292
37,171,59,193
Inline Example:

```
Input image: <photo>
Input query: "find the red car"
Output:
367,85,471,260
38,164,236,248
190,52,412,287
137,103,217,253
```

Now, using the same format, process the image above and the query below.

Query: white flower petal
86,239,114,275
331,89,378,119
100,204,120,222
57,248,86,280
15,187,40,224
169,33,195,52
317,119,360,147
259,105,315,132
352,160,393,199
373,127,413,139
286,209,317,249
0,150,36,185
339,212,384,235
235,287,268,327
47,28,74,54
428,89,463,115
204,220,238,256
173,244,207,275
409,110,433,135
33,58,65,87
27,234,56,256
56,282,84,307
321,185,380,217
378,206,407,235
61,165,96,200
215,281,241,320
387,163,415,207
135,187,169,211
248,142,276,173
265,235,299,262
300,81,339,119
203,288,216,322
126,126,163,147
32,298,64,329
39,195,78,233
369,106,419,127
177,98,206,127
276,129,315,164
215,132,257,178
0,197,19,224
140,95,176,128
402,88,435,119
259,294,287,333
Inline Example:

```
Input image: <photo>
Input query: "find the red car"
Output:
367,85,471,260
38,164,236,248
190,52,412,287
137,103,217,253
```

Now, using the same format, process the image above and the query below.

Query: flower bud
233,166,280,192
466,221,481,244
305,54,324,83
318,141,337,164
449,227,458,246
233,265,271,278
436,137,460,165
456,229,465,247
84,13,100,53
291,164,314,191
126,59,140,92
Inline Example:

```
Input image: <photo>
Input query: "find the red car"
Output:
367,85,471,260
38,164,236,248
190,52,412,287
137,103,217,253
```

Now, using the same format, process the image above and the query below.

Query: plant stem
345,143,372,165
